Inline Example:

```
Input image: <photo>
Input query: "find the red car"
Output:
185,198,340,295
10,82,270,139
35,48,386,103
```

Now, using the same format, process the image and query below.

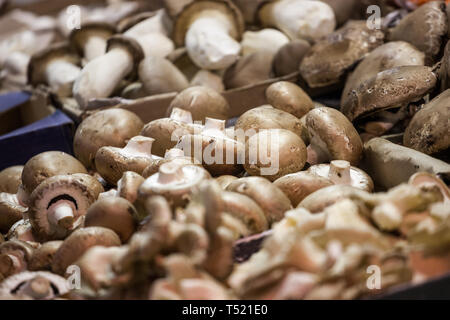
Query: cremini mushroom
84,197,137,243
138,56,189,95
73,35,144,108
404,89,450,155
341,65,437,122
142,148,198,178
167,86,230,121
226,176,292,224
272,39,311,77
28,241,63,271
52,226,121,275
116,171,145,203
190,70,225,92
266,81,314,118
27,174,104,241
273,171,334,207
140,108,198,157
27,42,81,97
69,22,116,64
305,107,363,166
0,192,26,234
240,28,289,56
0,240,34,280
0,166,23,194
244,129,307,181
73,108,144,169
167,0,245,70
258,0,336,41
388,1,447,64
176,118,245,176
95,136,162,185
307,160,374,192
139,162,211,208
5,219,37,243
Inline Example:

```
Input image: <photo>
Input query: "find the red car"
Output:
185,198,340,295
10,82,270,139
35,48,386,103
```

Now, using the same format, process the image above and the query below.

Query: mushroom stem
48,202,75,229
185,12,241,70
328,160,352,185
165,148,185,159
21,276,51,299
122,136,155,158
45,59,81,97
170,107,193,124
83,36,109,62
157,163,184,185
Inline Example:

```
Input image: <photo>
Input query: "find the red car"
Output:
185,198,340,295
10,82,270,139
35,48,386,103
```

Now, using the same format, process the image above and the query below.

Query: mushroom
27,174,104,241
266,81,314,118
142,148,198,178
27,43,81,97
244,129,307,181
240,28,289,56
0,192,27,234
299,20,384,90
5,219,37,243
84,197,137,243
69,22,116,64
138,56,189,95
226,176,292,224
341,41,425,108
139,163,211,208
341,65,437,122
404,89,450,155
168,0,245,70
176,118,245,176
0,271,70,300
20,151,88,206
223,51,274,89
388,1,447,64
305,107,363,166
73,35,144,109
273,171,334,207
0,240,34,280
52,226,121,275
167,47,200,81
116,171,145,204
0,166,23,194
272,39,311,77
215,175,237,190
28,241,63,271
73,108,144,169
95,136,162,185
307,160,374,192
258,0,336,41
190,70,225,92
167,86,230,121
235,105,304,139
140,108,199,157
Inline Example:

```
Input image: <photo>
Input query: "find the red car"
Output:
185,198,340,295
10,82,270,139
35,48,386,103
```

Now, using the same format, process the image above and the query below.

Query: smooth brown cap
272,39,311,77
266,81,314,118
0,166,23,194
69,22,116,56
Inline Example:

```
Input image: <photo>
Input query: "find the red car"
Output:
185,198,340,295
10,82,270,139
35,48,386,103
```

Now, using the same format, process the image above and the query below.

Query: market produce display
0,0,449,300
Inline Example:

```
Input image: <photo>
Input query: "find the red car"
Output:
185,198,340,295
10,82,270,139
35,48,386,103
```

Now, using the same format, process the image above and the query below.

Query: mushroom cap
139,163,211,208
266,81,314,118
273,171,334,207
190,70,225,92
0,193,26,234
404,89,450,155
27,42,80,87
341,65,437,121
167,47,200,80
306,107,363,166
5,219,36,243
272,39,311,77
0,271,70,299
241,28,289,56
73,109,144,169
84,197,137,243
106,35,145,76
22,151,88,196
244,129,307,181
222,191,268,234
235,105,304,139
117,171,145,203
28,174,104,241
226,176,292,224
341,41,425,108
0,166,23,194
223,51,274,89
142,156,198,178
388,1,447,64
52,226,121,275
69,22,116,56
0,240,34,279
299,20,384,89
167,86,230,122
28,241,63,271
171,0,245,47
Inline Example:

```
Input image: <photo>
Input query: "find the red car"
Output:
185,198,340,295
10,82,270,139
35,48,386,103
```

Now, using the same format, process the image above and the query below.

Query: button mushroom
116,171,145,204
27,174,104,241
73,108,144,169
28,241,63,271
0,192,26,234
305,107,363,166
0,240,34,280
272,39,311,77
266,81,314,118
240,28,289,56
0,166,23,194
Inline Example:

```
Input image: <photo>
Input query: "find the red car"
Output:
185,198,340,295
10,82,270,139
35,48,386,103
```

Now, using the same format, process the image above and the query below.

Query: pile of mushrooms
0,0,450,301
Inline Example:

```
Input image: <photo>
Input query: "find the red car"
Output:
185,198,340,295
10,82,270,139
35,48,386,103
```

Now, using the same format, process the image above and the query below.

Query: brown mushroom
266,81,314,118
5,219,37,243
272,39,311,77
0,240,34,280
0,166,23,194
84,197,137,243
305,107,363,166
52,226,121,275
142,148,198,178
27,174,104,241
0,192,26,234
190,70,225,92
73,108,144,169
167,86,230,122
117,171,145,203
28,241,63,271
